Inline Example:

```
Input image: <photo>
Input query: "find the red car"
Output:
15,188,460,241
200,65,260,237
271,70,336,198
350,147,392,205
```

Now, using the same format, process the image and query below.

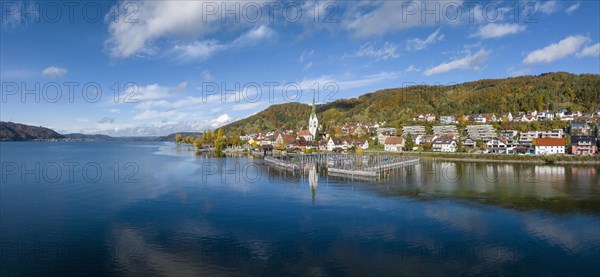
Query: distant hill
221,72,600,135
0,122,65,141
161,132,202,141
63,133,116,141
63,133,162,141
0,122,163,142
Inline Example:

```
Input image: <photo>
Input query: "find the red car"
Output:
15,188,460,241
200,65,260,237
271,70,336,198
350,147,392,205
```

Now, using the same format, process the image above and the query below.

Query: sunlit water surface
1,142,598,276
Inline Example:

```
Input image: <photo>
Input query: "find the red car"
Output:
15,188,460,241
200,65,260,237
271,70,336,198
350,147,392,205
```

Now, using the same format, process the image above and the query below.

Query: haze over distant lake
1,142,599,276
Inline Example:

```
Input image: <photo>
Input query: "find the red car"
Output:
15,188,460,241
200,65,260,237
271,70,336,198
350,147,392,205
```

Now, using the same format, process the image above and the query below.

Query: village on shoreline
175,100,600,163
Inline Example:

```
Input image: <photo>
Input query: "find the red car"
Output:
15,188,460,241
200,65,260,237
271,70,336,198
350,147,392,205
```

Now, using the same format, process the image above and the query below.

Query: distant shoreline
223,148,600,165
366,151,600,165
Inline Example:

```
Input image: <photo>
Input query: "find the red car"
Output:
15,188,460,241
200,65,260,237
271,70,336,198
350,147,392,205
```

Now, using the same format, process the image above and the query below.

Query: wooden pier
263,153,419,179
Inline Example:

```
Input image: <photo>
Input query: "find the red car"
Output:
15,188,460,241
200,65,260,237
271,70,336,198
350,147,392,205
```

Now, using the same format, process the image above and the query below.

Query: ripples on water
0,141,598,276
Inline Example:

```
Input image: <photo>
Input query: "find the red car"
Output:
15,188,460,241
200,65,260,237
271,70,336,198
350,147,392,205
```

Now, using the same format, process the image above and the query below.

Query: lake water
1,142,599,276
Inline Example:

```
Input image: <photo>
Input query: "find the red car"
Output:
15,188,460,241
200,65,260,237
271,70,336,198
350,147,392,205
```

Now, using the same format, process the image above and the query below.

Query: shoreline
370,151,600,165
223,148,600,165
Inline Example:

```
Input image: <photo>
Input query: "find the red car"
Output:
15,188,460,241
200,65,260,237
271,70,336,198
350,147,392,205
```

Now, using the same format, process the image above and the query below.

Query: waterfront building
533,138,566,155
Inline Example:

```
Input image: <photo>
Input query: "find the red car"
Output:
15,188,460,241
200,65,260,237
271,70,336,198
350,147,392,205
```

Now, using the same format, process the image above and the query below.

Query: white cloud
523,35,588,65
210,114,233,128
471,23,525,39
201,70,214,82
106,0,220,58
406,28,443,51
109,109,121,113
343,1,464,37
75,121,208,137
119,82,188,103
133,109,187,121
576,43,600,58
299,50,314,63
76,118,90,123
405,65,421,73
105,1,272,59
171,25,274,61
172,40,225,60
538,1,558,15
230,25,274,47
424,49,489,76
42,66,67,78
298,71,400,93
299,50,315,69
355,42,399,61
565,2,580,15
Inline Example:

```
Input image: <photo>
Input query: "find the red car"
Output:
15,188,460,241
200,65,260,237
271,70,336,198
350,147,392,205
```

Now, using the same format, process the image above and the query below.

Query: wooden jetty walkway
263,153,419,179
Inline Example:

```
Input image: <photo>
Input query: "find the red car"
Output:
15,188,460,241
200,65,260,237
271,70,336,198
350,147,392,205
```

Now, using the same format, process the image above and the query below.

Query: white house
384,137,404,152
540,129,564,138
297,129,314,141
376,128,397,143
327,138,350,151
352,139,370,150
533,138,565,155
471,114,487,123
413,113,436,122
486,138,509,154
518,131,539,146
537,110,554,121
439,115,456,125
502,112,513,122
432,137,457,152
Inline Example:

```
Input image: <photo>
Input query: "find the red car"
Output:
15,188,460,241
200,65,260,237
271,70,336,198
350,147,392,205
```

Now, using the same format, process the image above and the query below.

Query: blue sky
1,0,599,136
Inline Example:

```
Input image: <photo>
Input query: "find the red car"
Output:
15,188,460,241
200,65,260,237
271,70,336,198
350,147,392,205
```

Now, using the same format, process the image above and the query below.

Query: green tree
456,139,463,152
194,138,202,149
476,140,484,149
214,138,226,152
403,132,415,151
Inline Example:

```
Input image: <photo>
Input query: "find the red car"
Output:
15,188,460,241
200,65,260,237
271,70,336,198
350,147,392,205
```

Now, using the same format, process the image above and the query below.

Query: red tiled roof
385,136,404,144
297,130,312,136
534,138,565,146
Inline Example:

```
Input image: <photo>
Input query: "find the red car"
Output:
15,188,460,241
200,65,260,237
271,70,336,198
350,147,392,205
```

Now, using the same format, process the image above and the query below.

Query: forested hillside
222,72,600,135
0,122,65,141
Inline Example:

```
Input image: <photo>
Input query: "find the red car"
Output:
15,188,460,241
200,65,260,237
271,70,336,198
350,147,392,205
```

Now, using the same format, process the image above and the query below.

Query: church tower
308,97,319,139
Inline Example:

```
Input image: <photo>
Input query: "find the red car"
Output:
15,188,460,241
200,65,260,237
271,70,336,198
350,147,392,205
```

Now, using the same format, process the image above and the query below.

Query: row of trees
174,128,245,152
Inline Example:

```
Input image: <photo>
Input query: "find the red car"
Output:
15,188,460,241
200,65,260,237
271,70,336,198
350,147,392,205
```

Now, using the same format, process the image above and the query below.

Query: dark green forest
222,72,600,135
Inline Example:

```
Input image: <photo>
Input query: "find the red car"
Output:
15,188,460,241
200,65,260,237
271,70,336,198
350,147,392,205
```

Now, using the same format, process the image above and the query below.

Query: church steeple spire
308,96,319,139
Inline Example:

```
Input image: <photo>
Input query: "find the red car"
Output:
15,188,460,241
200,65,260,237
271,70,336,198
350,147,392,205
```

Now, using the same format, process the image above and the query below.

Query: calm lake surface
1,141,599,276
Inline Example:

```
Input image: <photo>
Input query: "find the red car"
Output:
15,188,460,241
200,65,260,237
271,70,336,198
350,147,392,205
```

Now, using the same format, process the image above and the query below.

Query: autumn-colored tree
194,138,202,149
175,133,182,143
209,129,215,142
214,138,226,152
